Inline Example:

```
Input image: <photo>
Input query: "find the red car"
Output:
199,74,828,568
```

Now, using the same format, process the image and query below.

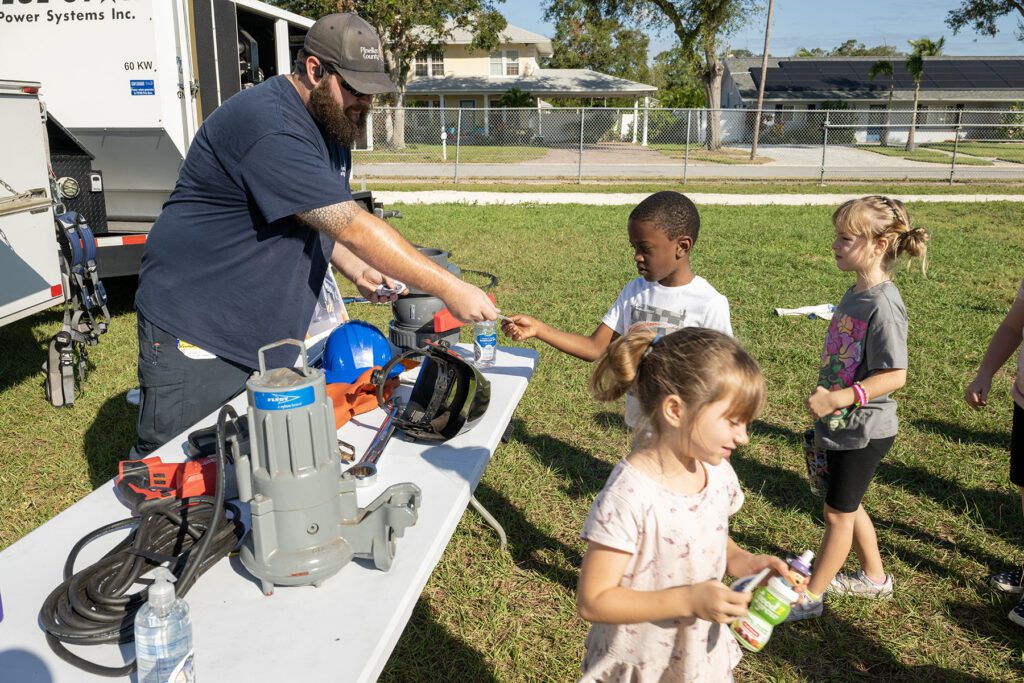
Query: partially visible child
502,191,731,428
789,196,928,621
964,278,1024,628
576,326,789,682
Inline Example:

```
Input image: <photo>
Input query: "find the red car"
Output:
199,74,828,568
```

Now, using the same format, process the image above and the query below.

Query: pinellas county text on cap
303,13,398,95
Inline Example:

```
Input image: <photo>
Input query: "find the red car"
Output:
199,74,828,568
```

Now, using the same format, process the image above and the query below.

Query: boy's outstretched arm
502,315,617,362
966,294,1024,408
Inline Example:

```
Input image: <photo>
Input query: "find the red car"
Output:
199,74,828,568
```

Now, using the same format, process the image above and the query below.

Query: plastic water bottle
730,575,799,652
134,567,195,682
473,320,497,368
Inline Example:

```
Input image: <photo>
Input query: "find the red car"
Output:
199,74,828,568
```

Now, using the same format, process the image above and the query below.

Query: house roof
725,56,1024,102
414,22,553,57
405,68,657,98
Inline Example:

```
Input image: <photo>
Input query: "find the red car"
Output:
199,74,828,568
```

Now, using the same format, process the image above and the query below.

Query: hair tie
643,331,664,358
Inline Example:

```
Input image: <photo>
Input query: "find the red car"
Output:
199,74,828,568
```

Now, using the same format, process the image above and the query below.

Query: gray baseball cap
303,13,398,95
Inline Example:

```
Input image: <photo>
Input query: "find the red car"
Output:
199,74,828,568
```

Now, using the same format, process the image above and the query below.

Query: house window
414,51,445,78
505,50,519,76
489,50,520,77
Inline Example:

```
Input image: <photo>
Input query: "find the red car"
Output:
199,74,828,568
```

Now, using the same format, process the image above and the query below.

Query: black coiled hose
39,405,245,677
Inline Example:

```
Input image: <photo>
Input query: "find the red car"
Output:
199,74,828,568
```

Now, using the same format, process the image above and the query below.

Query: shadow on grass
735,420,822,517
507,418,614,500
875,460,1022,548
0,276,137,394
473,480,582,593
912,418,1011,451
768,612,998,682
945,597,1024,676
83,390,137,488
380,598,499,683
592,410,627,432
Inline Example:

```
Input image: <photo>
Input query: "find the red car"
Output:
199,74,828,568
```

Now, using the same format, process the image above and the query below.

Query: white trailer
1,1,314,404
0,0,313,276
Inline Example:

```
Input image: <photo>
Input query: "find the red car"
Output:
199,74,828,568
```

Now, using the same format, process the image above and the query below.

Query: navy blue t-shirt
136,76,352,368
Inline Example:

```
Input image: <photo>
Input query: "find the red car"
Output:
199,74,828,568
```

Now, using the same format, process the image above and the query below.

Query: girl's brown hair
590,325,765,433
832,195,930,275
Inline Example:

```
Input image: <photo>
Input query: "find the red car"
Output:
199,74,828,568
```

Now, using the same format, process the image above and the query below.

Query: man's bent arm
298,201,496,322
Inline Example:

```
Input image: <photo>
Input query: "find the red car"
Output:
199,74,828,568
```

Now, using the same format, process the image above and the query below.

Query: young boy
502,191,732,428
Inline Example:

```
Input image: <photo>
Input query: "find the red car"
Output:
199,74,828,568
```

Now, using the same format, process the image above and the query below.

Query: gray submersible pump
235,339,422,595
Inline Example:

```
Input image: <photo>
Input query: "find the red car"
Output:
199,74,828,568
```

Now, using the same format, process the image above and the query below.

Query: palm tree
905,37,945,151
497,87,534,108
868,59,894,146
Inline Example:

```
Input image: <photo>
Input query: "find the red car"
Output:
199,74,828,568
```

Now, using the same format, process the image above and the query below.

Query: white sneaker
784,594,824,622
829,570,893,598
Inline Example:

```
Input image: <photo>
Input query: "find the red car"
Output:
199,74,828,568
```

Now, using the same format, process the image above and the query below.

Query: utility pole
749,0,775,160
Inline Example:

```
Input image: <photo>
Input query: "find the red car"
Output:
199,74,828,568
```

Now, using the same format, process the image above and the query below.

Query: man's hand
687,580,752,624
441,280,497,323
805,386,840,420
964,375,991,409
502,314,540,341
352,268,407,304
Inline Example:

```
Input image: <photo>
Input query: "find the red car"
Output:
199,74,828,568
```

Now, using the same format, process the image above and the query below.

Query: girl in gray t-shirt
788,196,929,622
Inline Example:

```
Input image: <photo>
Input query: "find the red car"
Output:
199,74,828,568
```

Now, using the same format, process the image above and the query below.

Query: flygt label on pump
253,387,316,411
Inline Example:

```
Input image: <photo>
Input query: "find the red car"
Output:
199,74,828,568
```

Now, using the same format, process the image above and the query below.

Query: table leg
469,495,507,551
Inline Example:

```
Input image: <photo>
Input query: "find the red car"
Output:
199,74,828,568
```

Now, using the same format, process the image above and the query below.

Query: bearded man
132,13,497,456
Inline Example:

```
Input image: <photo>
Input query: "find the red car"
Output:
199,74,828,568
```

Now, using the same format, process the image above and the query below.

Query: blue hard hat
322,321,401,385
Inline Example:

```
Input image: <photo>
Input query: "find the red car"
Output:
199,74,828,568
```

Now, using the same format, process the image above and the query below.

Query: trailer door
0,83,63,328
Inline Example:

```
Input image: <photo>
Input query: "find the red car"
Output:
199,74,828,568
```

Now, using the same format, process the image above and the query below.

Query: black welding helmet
374,341,491,442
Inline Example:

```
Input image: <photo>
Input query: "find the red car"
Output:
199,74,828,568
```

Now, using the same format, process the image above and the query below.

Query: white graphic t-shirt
602,276,733,427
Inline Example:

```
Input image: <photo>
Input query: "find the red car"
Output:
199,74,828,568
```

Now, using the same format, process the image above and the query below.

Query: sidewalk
374,191,1024,206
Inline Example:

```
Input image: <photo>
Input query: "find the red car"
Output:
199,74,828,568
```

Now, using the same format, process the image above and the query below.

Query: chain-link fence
352,106,1024,182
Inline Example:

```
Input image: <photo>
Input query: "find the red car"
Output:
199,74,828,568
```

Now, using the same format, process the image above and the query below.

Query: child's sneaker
784,594,823,622
988,566,1024,595
828,570,893,598
1009,598,1024,628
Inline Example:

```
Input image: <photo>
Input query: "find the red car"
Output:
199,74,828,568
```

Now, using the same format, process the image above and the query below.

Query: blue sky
502,0,1024,58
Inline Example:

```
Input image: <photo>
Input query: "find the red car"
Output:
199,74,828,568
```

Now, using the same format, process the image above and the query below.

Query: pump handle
257,338,309,375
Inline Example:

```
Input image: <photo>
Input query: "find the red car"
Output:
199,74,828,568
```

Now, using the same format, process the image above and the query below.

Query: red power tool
115,456,219,510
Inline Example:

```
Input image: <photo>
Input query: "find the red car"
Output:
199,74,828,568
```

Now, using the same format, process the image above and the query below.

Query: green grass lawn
367,179,1024,195
649,143,773,164
3,202,1024,681
354,143,548,164
924,142,1024,165
855,144,994,166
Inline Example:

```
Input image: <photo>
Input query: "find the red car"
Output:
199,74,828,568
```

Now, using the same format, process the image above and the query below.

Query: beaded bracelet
852,382,869,408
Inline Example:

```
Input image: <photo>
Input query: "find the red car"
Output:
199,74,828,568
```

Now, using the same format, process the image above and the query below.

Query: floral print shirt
814,281,908,450
579,459,744,683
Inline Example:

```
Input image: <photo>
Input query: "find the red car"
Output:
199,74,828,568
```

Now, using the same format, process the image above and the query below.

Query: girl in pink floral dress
577,326,790,682
789,196,929,621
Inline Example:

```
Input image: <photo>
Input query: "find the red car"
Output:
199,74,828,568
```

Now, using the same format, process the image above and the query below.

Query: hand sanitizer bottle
134,567,195,682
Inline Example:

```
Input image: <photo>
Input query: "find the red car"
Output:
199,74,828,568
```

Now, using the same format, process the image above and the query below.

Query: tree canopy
793,40,903,57
543,0,651,84
946,0,1024,40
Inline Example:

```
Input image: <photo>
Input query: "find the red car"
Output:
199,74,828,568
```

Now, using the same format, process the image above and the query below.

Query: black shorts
1011,403,1024,487
824,436,896,513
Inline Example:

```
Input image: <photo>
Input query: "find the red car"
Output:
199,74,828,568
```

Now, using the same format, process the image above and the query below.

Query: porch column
537,98,543,138
632,97,639,144
484,94,490,136
642,95,649,147
439,94,446,135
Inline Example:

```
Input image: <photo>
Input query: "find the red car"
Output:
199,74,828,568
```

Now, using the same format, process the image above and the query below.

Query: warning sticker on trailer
130,80,154,96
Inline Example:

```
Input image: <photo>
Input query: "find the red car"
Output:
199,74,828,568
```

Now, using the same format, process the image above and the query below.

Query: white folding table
0,346,537,682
